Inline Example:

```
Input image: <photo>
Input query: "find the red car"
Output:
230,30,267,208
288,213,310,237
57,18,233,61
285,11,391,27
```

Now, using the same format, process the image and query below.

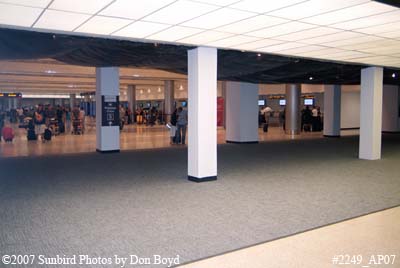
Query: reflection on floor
0,120,358,157
179,206,400,268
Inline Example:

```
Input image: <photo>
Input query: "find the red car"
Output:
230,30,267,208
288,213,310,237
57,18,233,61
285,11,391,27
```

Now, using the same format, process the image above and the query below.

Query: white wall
341,86,360,129
382,85,400,132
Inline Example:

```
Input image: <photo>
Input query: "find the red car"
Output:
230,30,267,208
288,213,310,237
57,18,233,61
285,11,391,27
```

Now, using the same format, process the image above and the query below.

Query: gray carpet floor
1,134,400,268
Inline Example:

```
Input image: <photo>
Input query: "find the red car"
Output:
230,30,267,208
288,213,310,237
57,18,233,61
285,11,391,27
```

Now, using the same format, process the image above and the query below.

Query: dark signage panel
101,95,119,127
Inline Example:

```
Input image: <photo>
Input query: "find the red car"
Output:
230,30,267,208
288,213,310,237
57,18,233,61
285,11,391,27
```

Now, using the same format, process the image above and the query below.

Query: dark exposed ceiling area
0,28,399,85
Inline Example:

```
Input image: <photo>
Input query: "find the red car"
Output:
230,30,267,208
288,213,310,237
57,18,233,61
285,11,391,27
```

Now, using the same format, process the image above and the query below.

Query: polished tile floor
179,206,400,268
0,119,351,157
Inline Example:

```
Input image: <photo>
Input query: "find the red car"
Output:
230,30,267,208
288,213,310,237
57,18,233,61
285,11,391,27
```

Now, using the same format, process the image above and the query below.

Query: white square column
359,67,383,160
226,81,259,143
96,67,120,153
323,85,341,137
188,47,217,182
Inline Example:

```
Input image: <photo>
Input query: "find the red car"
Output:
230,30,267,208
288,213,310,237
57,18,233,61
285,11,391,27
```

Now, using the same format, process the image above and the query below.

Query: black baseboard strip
324,135,341,138
96,149,120,153
226,140,258,144
188,176,217,183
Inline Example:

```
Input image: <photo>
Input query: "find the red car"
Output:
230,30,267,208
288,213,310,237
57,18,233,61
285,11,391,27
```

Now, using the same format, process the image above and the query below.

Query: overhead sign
101,95,119,127
0,93,22,97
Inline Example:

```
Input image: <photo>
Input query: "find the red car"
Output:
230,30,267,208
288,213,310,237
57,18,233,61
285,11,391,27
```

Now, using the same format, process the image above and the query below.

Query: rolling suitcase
44,128,52,141
263,123,268,132
27,129,37,140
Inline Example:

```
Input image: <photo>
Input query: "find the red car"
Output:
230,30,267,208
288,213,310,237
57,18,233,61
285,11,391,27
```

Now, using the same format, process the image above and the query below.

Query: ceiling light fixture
309,76,314,80
140,89,143,94
157,87,161,92
133,74,140,77
257,53,261,57
392,73,396,78
179,85,184,91
45,70,57,74
147,88,151,93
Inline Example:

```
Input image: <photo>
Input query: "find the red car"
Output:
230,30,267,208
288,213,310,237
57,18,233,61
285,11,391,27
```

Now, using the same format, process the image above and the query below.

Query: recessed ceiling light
309,76,314,80
257,53,261,57
147,89,151,93
392,73,396,78
133,74,140,77
45,70,57,74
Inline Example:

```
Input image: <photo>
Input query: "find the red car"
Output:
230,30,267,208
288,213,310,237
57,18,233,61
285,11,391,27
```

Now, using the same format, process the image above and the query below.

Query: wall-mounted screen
258,100,265,106
279,99,286,106
181,101,187,107
304,98,314,105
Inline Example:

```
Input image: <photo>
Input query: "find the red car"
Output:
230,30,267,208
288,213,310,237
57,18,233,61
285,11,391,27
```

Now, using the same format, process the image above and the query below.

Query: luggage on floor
303,124,311,132
44,128,52,141
27,129,37,140
263,123,268,132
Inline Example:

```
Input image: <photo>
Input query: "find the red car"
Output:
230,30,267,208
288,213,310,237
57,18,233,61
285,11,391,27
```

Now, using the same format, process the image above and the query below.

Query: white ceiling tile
147,26,204,42
357,45,400,55
355,21,400,35
189,0,240,6
321,50,371,60
215,15,289,34
247,21,316,38
277,45,329,55
257,42,308,53
230,0,306,13
49,0,113,14
206,35,260,47
143,0,219,25
75,16,132,35
0,3,42,27
231,38,284,50
275,27,341,41
181,7,255,29
0,0,51,8
177,30,234,44
100,0,176,20
331,10,400,30
340,39,399,50
324,35,384,48
268,0,368,20
297,48,345,57
376,30,400,39
302,1,397,26
301,31,366,45
112,21,171,38
34,10,91,31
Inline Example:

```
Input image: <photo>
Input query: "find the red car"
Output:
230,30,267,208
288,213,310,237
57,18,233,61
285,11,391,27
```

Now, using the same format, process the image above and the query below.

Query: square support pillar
323,85,341,137
164,80,175,123
188,47,217,182
96,67,120,153
359,67,383,160
226,81,259,143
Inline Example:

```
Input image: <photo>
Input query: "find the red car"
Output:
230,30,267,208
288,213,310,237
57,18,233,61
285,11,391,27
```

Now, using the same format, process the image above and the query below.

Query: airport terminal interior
1,0,400,267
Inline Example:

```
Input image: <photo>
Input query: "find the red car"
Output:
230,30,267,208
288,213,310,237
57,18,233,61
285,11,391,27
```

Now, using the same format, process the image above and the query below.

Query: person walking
176,106,188,145
33,104,46,141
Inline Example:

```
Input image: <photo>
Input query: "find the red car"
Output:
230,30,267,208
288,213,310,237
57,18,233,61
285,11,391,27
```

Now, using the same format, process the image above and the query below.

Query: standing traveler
33,104,46,141
176,107,188,145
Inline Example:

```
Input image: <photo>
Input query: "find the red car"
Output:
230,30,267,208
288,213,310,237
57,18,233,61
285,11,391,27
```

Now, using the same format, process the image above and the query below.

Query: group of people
0,104,88,143
168,107,188,145
301,106,322,132
258,105,323,132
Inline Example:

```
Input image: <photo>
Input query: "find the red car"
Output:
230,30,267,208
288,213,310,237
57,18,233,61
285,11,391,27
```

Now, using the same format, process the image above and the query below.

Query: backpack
44,128,52,141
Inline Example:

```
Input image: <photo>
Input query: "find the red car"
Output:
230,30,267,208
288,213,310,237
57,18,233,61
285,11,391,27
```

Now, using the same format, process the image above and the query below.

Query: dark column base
96,149,120,153
323,135,341,138
226,140,258,144
382,131,400,134
188,176,217,183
